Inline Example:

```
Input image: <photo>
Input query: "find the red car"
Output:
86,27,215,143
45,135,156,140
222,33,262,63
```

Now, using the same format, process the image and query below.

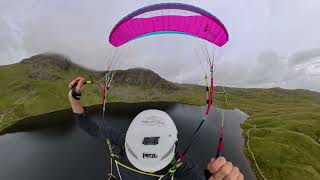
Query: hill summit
19,53,177,89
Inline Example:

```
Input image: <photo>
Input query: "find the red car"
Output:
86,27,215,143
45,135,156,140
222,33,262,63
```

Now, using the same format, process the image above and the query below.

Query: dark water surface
0,102,256,180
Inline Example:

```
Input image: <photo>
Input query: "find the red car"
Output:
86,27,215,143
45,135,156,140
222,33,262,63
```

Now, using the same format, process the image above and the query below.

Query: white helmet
125,109,178,172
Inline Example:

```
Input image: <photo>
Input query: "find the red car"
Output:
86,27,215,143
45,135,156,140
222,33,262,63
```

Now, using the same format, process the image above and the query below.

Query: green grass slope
0,54,206,132
226,88,320,180
0,54,319,179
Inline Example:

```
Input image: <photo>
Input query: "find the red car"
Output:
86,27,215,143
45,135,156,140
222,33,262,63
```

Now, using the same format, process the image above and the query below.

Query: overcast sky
1,0,320,92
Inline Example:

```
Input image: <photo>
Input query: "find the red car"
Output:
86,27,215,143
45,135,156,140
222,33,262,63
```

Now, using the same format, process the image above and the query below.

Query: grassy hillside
0,54,320,179
225,88,320,180
0,54,206,132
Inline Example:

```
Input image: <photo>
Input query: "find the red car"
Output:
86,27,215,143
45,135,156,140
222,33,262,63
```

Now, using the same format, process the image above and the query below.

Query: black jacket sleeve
74,113,125,146
175,155,207,180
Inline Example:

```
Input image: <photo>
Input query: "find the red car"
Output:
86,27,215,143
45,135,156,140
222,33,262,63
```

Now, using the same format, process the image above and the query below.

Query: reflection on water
0,102,256,180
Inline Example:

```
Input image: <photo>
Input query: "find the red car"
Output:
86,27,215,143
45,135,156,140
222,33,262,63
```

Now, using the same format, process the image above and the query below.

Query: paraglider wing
109,3,229,47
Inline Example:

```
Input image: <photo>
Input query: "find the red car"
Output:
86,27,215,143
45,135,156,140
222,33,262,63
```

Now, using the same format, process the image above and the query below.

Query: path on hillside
0,113,10,130
0,114,4,122
246,118,268,180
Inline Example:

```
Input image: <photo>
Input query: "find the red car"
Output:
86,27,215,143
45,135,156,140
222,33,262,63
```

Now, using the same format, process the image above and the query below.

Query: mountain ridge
18,53,178,89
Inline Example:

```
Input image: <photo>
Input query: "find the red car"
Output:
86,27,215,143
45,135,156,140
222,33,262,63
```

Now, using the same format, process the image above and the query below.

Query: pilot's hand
207,157,244,180
69,77,86,94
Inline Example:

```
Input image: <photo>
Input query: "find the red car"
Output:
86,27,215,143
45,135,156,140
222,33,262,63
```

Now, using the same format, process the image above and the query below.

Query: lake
0,102,256,180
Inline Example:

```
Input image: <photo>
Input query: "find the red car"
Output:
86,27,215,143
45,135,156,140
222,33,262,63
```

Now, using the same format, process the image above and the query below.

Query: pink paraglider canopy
109,3,229,47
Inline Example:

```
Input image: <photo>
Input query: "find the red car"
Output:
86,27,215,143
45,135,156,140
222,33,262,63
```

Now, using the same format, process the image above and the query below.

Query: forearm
67,80,125,146
75,110,125,146
68,91,84,113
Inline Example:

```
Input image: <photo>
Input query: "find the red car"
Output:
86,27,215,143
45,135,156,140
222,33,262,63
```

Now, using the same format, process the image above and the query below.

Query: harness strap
168,161,183,173
115,160,123,180
107,173,116,180
107,139,120,158
115,160,163,178
106,139,180,179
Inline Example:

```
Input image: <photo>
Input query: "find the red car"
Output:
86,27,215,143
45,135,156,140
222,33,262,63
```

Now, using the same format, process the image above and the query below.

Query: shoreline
0,101,258,179
2,86,320,179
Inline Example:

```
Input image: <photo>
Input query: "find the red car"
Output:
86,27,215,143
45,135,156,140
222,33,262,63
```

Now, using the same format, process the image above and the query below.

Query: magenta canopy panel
109,3,229,47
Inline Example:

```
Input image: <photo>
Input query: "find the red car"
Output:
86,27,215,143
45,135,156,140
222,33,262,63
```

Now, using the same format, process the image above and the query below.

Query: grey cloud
1,0,320,92
289,49,320,66
215,49,320,92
